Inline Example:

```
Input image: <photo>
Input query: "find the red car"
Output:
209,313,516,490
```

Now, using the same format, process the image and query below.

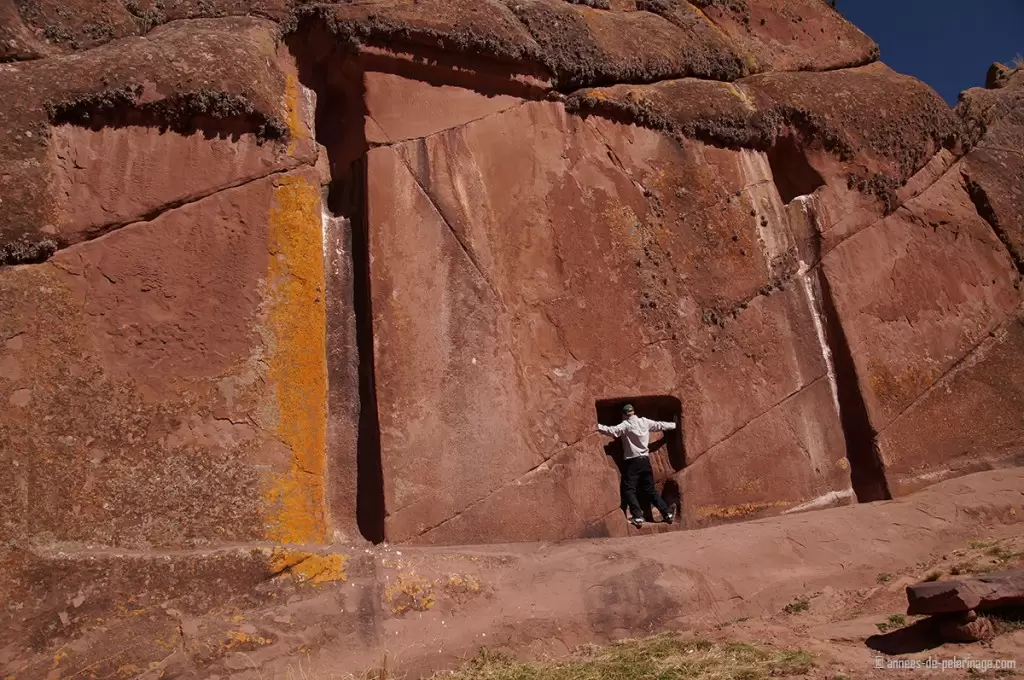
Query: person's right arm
598,422,628,437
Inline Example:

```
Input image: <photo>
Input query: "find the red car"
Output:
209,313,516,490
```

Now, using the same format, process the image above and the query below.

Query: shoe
664,511,675,524
629,517,645,528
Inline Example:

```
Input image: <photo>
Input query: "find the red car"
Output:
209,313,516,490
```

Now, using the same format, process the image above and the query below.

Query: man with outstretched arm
598,403,677,528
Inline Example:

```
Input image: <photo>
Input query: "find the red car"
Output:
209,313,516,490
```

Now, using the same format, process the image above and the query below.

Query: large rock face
1,0,1021,553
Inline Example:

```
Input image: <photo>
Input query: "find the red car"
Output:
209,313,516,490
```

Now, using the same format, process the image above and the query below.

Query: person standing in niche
597,403,677,528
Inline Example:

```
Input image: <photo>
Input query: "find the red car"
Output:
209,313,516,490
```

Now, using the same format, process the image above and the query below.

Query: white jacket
598,415,676,460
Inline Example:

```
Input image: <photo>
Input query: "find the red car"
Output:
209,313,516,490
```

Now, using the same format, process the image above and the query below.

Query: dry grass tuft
431,635,815,680
276,636,816,679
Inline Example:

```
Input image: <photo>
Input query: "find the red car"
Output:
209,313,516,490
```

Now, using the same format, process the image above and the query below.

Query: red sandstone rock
0,0,1022,550
568,62,960,201
301,0,545,67
682,0,879,73
0,168,332,548
876,319,1024,497
960,72,1024,275
3,0,291,54
508,0,747,87
0,0,49,60
677,377,853,527
365,89,861,542
936,610,996,643
907,570,1024,615
0,17,297,264
742,62,960,183
2,469,1021,679
823,171,1019,430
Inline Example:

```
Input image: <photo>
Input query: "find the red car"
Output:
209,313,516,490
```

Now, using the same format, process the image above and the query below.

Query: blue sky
837,0,1023,105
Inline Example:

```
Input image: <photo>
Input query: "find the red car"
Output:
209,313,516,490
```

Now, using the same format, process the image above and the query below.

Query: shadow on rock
865,619,942,655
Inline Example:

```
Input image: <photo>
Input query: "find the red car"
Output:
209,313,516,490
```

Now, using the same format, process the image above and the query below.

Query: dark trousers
623,456,670,520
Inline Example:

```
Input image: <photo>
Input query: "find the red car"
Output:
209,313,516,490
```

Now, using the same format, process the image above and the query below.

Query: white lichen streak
792,194,841,419
782,488,855,514
797,264,840,415
904,467,955,486
740,149,793,277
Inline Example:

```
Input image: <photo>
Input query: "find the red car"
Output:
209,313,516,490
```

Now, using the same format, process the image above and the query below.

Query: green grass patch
986,545,1024,565
715,617,750,630
431,635,816,680
784,596,810,614
875,614,907,634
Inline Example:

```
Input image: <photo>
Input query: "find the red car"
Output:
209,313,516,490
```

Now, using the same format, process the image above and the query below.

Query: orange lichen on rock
381,571,484,615
868,363,942,418
695,500,792,521
225,630,275,649
384,574,436,615
269,549,348,585
440,573,483,604
284,70,310,155
263,174,329,545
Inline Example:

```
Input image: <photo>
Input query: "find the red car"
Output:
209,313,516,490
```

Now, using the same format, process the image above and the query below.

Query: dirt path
3,469,1022,679
237,469,1024,679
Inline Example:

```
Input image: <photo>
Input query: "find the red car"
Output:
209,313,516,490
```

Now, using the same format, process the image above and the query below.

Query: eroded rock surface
1,469,1021,679
0,0,1022,554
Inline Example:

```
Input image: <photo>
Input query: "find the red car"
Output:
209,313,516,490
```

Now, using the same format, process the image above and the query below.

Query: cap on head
622,403,634,415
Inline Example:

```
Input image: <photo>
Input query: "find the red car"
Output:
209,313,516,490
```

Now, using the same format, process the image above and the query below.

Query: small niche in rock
767,134,826,204
596,395,685,522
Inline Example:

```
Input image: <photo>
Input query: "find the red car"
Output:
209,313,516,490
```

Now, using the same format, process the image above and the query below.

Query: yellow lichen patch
442,574,481,592
726,82,757,111
116,664,141,678
263,174,328,544
225,630,274,649
868,363,941,415
732,477,764,495
695,500,791,521
270,548,348,585
284,72,310,156
440,573,483,604
607,205,642,249
741,52,760,76
384,574,436,615
623,87,649,104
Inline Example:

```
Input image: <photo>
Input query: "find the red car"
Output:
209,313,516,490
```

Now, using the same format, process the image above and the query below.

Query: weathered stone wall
1,0,1022,551
0,19,338,549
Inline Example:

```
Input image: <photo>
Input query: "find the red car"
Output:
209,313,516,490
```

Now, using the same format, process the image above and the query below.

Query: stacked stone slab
905,569,1024,642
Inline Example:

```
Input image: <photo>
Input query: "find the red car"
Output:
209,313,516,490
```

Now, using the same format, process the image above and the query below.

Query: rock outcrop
907,570,1024,616
2,468,1022,679
1,0,1022,554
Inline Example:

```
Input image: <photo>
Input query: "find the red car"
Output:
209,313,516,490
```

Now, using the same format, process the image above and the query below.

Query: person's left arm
646,417,677,432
